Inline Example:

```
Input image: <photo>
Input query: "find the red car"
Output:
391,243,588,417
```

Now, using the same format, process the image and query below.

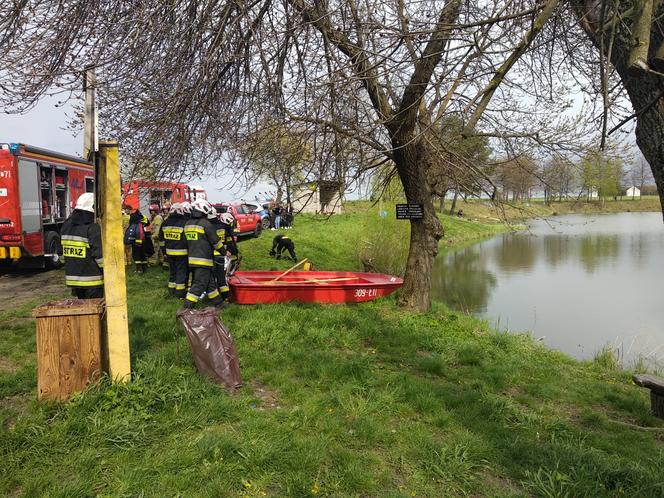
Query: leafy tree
580,151,624,200
238,120,309,204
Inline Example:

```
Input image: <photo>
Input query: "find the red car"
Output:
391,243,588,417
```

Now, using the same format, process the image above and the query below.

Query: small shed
626,186,641,198
291,181,343,214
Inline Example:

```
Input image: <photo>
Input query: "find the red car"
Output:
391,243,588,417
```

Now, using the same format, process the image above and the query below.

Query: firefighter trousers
168,256,188,297
132,244,148,273
71,287,104,299
183,267,223,308
213,256,230,299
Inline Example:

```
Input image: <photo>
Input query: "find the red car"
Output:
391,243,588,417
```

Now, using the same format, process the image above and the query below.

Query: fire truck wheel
253,222,262,238
44,231,63,269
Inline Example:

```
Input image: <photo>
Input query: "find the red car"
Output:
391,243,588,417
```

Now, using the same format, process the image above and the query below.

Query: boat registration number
354,288,378,298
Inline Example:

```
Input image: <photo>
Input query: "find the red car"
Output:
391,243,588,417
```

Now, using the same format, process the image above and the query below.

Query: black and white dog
269,234,298,261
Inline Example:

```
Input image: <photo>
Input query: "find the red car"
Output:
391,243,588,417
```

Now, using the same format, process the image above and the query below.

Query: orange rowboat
228,271,403,304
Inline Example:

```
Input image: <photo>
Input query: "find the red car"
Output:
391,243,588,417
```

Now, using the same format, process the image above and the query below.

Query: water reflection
493,234,538,273
578,235,620,273
432,247,496,312
433,213,664,367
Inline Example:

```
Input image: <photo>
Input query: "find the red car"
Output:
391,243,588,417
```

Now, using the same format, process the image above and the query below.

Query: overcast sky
0,96,272,203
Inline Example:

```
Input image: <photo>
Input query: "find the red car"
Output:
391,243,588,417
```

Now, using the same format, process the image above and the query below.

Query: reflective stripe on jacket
184,211,223,267
160,213,188,256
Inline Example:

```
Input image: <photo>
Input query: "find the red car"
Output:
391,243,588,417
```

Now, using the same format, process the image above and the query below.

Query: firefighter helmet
192,199,214,217
75,193,95,213
149,203,160,212
207,206,218,220
170,202,182,214
219,212,234,226
162,202,171,212
180,202,192,214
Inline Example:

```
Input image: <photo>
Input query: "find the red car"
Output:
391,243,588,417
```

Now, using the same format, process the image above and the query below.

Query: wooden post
98,141,131,382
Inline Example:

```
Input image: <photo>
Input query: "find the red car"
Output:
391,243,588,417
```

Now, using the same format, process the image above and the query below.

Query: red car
213,202,262,237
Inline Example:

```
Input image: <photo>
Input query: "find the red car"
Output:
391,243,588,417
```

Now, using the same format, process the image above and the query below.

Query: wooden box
32,299,105,401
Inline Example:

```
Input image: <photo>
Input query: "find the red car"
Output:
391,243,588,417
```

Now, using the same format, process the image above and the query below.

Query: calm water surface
432,212,664,367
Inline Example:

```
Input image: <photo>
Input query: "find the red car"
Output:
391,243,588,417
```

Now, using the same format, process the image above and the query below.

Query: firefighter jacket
221,222,238,257
184,210,223,267
160,213,187,257
151,213,164,246
61,210,104,288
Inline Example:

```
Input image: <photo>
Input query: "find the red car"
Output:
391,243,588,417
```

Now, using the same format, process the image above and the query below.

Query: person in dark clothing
269,234,298,261
208,208,231,302
159,202,189,297
281,203,293,229
126,210,149,273
61,193,104,299
182,199,225,309
272,204,282,229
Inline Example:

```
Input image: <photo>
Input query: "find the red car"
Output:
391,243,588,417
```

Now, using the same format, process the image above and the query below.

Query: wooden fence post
98,141,131,382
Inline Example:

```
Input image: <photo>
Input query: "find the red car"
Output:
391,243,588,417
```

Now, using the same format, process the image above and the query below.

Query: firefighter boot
180,299,196,310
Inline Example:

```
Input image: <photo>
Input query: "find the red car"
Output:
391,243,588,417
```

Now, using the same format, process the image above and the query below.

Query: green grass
1,207,663,497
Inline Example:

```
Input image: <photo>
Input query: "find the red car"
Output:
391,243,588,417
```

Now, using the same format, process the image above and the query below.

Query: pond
432,212,664,368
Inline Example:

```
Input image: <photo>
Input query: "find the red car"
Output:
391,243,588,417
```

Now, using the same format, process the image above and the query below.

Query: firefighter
160,202,188,297
182,199,225,309
219,211,240,277
125,210,149,273
60,193,104,299
208,209,232,301
149,203,165,267
270,234,298,261
121,205,132,265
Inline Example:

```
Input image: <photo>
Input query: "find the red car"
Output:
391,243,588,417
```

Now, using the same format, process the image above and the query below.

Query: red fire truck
121,180,206,213
0,143,95,268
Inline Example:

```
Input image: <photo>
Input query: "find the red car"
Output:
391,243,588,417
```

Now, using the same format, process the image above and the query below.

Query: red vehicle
0,143,95,267
229,271,403,304
213,202,262,237
122,180,205,213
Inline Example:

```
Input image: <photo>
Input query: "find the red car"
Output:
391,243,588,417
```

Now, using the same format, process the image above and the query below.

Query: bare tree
0,0,598,310
569,0,664,216
541,156,577,203
629,156,655,195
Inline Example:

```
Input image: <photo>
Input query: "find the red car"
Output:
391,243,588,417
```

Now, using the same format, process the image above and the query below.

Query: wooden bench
633,374,664,419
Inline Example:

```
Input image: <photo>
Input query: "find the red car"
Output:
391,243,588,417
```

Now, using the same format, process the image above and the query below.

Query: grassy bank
1,209,663,497
346,196,662,226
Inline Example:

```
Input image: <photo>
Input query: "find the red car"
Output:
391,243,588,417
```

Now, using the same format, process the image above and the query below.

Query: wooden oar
257,277,359,286
302,277,359,284
268,258,309,283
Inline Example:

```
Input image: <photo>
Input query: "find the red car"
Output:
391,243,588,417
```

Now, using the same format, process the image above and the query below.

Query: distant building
626,186,641,198
291,181,343,214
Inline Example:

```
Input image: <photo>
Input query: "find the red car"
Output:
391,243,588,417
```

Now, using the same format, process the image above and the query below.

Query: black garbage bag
176,308,241,390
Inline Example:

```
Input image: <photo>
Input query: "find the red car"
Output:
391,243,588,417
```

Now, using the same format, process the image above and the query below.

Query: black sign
396,203,424,220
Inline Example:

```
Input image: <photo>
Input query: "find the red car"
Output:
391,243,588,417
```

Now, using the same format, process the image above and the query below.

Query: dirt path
0,270,69,314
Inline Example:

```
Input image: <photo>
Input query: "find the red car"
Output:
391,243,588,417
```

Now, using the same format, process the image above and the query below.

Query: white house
626,186,641,198
291,181,343,214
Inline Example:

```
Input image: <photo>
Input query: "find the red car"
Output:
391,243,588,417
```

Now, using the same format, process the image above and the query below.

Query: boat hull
229,271,403,305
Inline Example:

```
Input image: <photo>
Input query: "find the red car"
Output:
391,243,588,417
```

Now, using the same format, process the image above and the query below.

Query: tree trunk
439,194,446,213
449,191,459,215
392,139,443,312
572,1,664,219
